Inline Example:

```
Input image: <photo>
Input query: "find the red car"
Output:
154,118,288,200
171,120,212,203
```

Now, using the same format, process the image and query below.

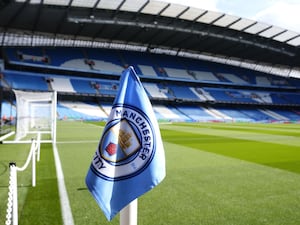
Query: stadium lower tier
2,70,300,106
1,101,300,123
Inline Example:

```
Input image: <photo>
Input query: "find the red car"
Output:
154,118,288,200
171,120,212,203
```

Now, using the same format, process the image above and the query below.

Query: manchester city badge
91,104,156,181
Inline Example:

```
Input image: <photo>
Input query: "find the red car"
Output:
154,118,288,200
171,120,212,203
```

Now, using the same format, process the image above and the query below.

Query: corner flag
85,66,166,221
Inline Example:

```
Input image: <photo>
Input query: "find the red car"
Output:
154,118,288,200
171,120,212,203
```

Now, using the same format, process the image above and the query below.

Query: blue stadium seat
70,79,97,94
169,85,200,100
175,105,215,121
239,109,274,121
44,47,85,67
3,70,49,91
2,47,300,123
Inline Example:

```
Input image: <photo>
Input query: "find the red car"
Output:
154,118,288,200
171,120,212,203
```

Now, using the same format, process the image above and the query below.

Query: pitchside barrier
5,133,41,225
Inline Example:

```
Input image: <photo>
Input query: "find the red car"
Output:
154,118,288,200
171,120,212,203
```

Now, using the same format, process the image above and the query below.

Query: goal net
13,90,57,143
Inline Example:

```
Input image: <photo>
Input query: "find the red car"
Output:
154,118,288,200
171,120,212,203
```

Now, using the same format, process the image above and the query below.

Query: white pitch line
0,131,15,142
52,144,75,225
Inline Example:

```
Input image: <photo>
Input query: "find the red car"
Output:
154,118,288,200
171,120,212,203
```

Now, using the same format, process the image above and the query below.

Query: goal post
13,90,57,143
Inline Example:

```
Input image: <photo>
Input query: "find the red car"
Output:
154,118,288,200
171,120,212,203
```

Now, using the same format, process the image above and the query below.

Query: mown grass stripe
139,142,300,225
2,121,300,225
161,124,300,147
19,143,62,225
161,126,300,174
175,122,300,135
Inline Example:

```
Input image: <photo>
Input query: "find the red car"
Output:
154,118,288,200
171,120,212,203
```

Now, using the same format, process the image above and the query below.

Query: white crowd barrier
5,133,41,225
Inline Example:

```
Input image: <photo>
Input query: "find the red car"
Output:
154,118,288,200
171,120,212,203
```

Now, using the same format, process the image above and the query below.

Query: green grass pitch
1,121,300,225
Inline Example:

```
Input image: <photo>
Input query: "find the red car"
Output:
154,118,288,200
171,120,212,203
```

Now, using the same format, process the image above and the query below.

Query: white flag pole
120,199,138,225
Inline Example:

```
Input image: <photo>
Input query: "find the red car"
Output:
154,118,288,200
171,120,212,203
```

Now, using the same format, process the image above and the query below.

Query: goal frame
13,90,57,143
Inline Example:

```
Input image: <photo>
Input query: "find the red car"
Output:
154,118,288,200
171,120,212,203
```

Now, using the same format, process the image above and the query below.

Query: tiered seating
203,88,284,104
259,109,289,121
290,78,300,87
249,92,272,104
269,93,289,104
218,73,249,84
228,90,257,103
60,59,91,70
57,104,88,120
175,106,215,121
204,106,232,121
5,47,48,65
153,105,183,121
45,48,85,67
2,47,300,122
4,47,300,88
203,88,236,102
58,101,107,120
85,48,124,74
143,83,168,99
92,60,124,74
169,85,200,100
280,93,300,104
192,71,219,82
150,54,189,79
87,49,123,65
214,107,254,122
70,79,97,94
191,88,215,101
121,51,158,76
272,109,300,121
178,55,214,75
270,77,290,86
51,77,75,93
137,65,158,77
164,67,195,80
97,80,119,96
239,109,274,121
3,70,49,91
238,71,256,84
167,105,191,121
256,76,271,86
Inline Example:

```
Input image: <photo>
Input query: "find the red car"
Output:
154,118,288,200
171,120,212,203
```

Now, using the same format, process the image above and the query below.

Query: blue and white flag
85,66,166,221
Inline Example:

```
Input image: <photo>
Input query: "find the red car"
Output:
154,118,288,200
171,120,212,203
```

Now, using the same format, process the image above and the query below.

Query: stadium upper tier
4,47,300,88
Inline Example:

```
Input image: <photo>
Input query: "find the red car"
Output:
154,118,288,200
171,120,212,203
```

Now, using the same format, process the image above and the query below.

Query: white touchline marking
53,144,75,225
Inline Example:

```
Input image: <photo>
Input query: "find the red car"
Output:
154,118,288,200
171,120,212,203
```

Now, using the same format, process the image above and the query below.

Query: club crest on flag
101,119,140,163
86,66,165,221
91,104,156,181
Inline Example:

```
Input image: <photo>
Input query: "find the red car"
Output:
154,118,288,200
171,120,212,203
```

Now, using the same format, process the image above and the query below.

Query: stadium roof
1,0,300,77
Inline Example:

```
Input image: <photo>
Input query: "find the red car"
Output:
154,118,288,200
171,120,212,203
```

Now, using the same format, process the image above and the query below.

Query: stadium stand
175,105,217,121
51,77,76,93
153,105,183,121
57,101,107,120
212,107,252,122
70,79,97,95
3,70,49,91
143,83,169,99
1,47,300,123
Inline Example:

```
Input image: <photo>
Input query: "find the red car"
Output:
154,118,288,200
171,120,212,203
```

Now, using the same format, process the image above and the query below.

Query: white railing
5,133,41,225
5,163,17,225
